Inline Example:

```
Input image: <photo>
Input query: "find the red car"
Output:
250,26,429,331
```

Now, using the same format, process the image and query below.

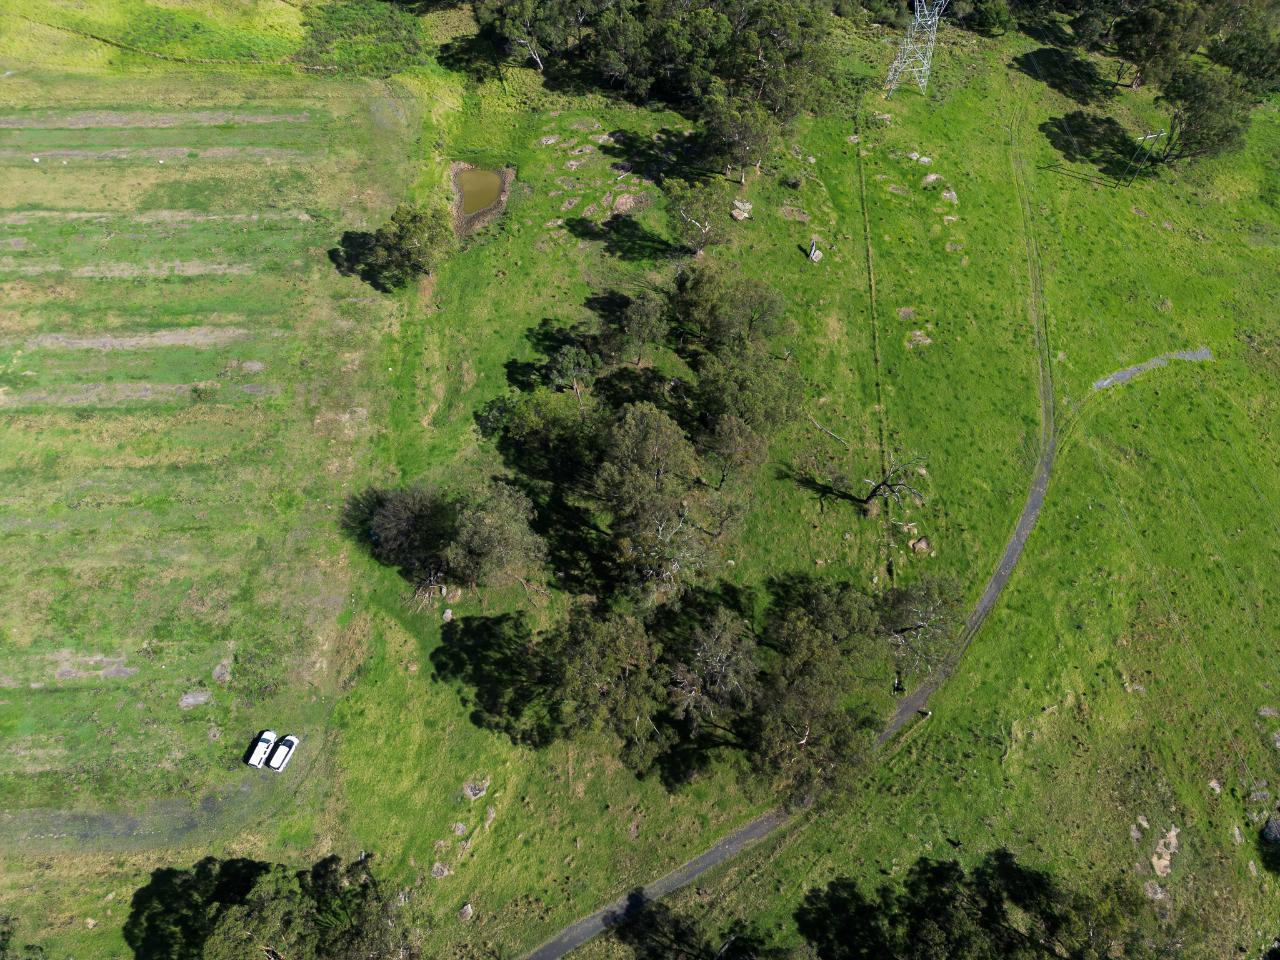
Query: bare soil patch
0,110,311,129
28,326,248,351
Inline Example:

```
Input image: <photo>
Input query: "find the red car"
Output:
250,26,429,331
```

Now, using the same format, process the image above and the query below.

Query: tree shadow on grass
599,128,714,185
430,612,563,747
1012,47,1114,105
1039,111,1137,179
124,857,270,960
1258,830,1280,875
1015,15,1074,48
436,28,505,83
565,215,677,262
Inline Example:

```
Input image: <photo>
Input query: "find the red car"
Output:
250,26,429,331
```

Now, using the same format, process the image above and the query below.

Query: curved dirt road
520,97,1060,960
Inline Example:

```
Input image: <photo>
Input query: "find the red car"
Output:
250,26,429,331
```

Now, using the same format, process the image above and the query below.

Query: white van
246,730,277,768
266,734,299,772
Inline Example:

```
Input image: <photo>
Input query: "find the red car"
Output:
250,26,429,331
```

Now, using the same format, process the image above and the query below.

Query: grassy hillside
0,1,1277,958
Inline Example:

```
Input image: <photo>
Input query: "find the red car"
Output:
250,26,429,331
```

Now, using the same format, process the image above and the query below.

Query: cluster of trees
475,0,836,166
609,849,1163,960
122,855,414,960
1016,0,1276,161
330,202,452,291
347,258,957,797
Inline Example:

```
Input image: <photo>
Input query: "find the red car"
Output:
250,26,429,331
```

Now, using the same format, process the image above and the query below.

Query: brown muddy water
458,169,502,215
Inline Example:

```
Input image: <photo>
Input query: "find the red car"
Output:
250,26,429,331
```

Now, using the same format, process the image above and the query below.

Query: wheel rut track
522,93,1061,960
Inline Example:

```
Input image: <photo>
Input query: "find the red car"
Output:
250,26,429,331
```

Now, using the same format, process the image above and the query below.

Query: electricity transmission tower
885,0,950,98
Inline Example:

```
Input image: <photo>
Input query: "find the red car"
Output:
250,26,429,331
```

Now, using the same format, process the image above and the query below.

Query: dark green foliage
0,918,43,960
752,609,877,798
297,0,428,76
1159,60,1253,160
663,178,730,253
1210,6,1280,92
1112,0,1207,86
701,414,768,488
331,203,452,291
478,387,608,481
951,0,1015,33
694,345,803,435
668,605,760,731
610,896,789,960
796,850,1153,960
674,263,788,353
554,607,668,765
477,0,836,158
125,855,412,960
609,289,672,366
444,481,547,587
341,484,454,582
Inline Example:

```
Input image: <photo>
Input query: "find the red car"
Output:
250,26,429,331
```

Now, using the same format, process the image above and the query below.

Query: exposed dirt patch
0,110,311,129
179,690,212,710
3,147,309,162
0,381,217,407
612,194,647,215
4,237,30,250
49,650,137,682
907,329,933,348
780,205,811,222
28,326,248,351
887,184,908,196
897,306,916,320
922,173,943,188
450,162,514,236
1151,825,1180,877
941,188,958,204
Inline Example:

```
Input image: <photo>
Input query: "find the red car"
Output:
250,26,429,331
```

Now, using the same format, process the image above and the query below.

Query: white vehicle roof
247,730,277,768
266,734,299,771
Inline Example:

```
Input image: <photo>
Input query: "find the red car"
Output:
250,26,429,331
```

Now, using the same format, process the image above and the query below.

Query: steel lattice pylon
885,0,950,97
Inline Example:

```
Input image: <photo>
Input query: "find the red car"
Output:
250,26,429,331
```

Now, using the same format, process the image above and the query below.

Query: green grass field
0,1,1277,957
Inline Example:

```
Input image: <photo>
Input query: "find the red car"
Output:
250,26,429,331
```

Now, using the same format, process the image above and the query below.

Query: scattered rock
922,173,942,187
733,199,753,213
453,822,468,836
1151,825,1180,877
612,194,644,214
561,197,580,210
906,330,932,349
443,608,453,623
1250,790,1271,803
908,536,931,553
539,135,559,146
1137,815,1150,830
431,863,451,879
1262,816,1280,845
941,188,958,204
568,145,594,156
1142,881,1166,901
847,134,860,144
1129,824,1143,842
908,151,920,160
1273,730,1280,750
463,776,491,800
780,206,810,222
485,805,496,829
1233,825,1244,845
873,112,892,125
1260,706,1279,717
898,306,916,320
918,156,932,165
946,241,963,252
179,690,212,710
731,208,749,221
887,184,908,196
240,360,265,373
212,660,231,684
809,248,824,263
459,903,474,922
806,155,816,164
1208,779,1221,794
943,215,958,224
1132,205,1148,217
1249,860,1259,878
85,918,97,929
